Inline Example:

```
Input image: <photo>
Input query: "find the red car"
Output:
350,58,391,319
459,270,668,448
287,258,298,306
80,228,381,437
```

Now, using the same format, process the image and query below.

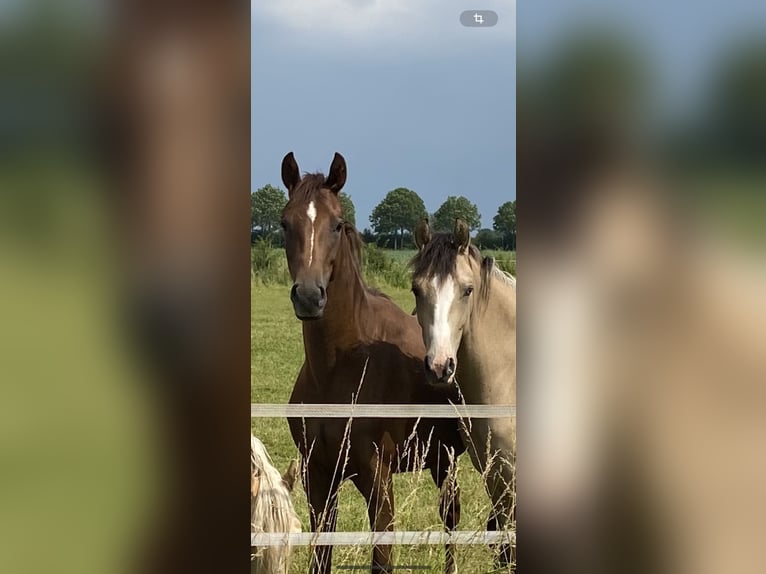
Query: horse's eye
463,286,474,297
280,219,287,229
411,286,421,298
335,221,344,232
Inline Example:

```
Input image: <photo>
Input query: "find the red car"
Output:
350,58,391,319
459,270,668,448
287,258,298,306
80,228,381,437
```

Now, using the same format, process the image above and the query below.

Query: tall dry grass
284,364,515,572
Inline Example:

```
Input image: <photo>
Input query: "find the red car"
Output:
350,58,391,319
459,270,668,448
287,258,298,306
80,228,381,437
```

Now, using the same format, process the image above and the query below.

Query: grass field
251,282,509,572
251,244,515,291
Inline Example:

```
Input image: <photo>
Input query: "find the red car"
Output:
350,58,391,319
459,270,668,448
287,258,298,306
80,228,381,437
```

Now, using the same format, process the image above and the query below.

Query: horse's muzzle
290,283,327,320
424,355,456,385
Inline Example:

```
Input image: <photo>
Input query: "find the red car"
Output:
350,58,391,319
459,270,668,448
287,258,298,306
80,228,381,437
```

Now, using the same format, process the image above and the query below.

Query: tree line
251,185,516,250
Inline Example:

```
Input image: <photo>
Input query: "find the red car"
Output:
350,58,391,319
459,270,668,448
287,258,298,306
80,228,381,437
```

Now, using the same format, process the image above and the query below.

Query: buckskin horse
411,218,517,570
279,152,465,574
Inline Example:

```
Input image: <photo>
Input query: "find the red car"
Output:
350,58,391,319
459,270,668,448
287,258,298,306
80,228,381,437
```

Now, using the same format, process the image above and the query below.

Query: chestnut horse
412,218,516,570
280,152,466,574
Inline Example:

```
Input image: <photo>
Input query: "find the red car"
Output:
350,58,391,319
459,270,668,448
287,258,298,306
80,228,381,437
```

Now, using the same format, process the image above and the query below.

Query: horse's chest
288,354,421,463
306,418,347,454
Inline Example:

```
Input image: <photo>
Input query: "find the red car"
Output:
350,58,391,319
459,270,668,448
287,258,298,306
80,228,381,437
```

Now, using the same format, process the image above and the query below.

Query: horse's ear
414,217,431,250
281,152,301,195
325,152,347,194
454,218,471,252
282,459,299,492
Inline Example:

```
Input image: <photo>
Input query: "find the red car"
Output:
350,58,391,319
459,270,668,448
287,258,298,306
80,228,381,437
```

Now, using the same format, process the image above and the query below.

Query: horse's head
280,152,347,320
411,218,485,384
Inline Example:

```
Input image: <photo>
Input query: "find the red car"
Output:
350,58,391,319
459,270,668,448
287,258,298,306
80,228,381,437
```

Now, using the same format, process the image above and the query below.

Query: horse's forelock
289,172,327,200
410,232,483,283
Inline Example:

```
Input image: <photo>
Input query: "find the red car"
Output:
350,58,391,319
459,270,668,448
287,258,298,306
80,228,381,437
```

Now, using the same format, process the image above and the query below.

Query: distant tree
251,185,287,235
369,188,427,249
474,228,504,250
339,191,356,227
432,196,482,232
493,200,516,249
361,228,376,244
540,32,647,145
709,39,766,159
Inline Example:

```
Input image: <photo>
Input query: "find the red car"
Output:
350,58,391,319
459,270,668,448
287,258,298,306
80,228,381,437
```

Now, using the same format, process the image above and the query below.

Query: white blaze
430,275,456,361
307,201,316,267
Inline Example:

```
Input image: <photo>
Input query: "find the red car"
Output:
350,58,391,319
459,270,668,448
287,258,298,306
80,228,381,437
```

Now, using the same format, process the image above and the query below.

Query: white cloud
254,0,419,36
253,0,515,49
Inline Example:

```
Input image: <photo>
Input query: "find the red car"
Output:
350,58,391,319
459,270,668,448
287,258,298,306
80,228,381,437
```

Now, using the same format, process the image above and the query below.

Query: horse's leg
429,447,461,574
485,452,515,571
464,422,515,571
352,461,395,573
304,463,340,574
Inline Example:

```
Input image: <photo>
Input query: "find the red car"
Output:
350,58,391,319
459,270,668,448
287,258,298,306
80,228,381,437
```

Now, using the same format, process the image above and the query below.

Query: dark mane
340,222,391,301
342,221,364,267
410,232,482,280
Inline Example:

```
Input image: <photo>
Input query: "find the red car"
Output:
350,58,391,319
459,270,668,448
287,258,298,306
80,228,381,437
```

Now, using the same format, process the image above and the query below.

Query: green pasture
251,242,515,291
251,282,510,572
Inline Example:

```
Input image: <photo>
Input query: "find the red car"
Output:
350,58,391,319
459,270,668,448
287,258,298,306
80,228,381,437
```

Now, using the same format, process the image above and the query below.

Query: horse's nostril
318,286,326,299
445,357,455,377
290,284,298,299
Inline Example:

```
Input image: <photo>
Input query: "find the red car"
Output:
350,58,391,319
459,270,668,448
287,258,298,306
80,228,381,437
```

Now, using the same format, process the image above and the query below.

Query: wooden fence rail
251,403,516,419
251,402,515,548
251,531,515,547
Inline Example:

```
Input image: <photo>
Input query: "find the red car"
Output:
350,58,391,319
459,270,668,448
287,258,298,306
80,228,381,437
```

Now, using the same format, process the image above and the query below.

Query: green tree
710,39,766,159
493,200,516,250
251,185,287,235
339,191,356,227
474,228,504,250
369,188,427,249
540,32,647,144
361,228,377,244
432,196,482,232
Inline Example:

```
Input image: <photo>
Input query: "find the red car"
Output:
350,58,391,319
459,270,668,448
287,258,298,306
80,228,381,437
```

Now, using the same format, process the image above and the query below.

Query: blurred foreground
0,1,249,573
519,2,766,573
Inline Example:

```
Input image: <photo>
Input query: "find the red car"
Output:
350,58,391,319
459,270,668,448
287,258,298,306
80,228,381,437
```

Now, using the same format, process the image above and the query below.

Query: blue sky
252,0,766,230
519,0,766,125
251,0,516,230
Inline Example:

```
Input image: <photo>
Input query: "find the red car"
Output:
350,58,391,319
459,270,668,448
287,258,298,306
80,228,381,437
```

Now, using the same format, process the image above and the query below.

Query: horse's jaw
295,312,323,321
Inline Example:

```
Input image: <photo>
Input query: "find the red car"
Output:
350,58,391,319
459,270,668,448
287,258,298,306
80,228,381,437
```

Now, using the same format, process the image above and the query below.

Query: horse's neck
458,273,516,403
302,239,369,378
